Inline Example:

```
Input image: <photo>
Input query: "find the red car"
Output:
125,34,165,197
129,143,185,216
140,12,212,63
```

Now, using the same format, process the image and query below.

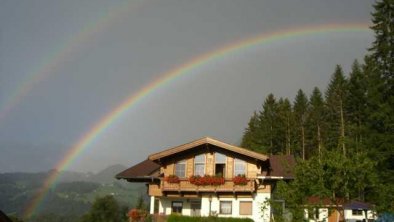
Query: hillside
0,165,146,221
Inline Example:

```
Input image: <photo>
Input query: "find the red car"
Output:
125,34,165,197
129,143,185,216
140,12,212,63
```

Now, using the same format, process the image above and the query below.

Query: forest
240,0,393,219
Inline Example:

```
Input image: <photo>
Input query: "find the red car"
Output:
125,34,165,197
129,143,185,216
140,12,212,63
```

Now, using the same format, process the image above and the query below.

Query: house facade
304,197,376,222
116,137,295,221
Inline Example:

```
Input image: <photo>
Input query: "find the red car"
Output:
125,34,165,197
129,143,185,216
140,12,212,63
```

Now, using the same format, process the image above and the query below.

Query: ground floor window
220,201,232,215
171,201,183,214
352,209,363,215
190,200,201,216
239,201,252,215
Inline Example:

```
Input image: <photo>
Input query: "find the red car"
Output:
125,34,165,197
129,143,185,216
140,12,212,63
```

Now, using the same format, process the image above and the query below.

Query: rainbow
23,22,370,218
0,0,146,122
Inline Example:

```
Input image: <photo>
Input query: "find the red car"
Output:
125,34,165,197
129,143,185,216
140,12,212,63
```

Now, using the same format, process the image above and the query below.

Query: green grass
167,215,254,222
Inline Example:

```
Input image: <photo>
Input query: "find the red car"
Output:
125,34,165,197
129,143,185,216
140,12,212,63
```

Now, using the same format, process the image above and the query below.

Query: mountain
0,165,145,222
89,164,127,184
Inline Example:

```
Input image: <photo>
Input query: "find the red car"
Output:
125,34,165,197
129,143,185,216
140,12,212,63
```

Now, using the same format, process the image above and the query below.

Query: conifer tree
325,65,348,155
307,87,325,160
346,60,368,153
259,94,280,154
277,98,293,155
370,0,394,86
241,111,262,151
293,89,308,159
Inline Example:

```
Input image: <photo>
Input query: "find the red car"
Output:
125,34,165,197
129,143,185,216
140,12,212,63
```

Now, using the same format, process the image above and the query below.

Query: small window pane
175,161,186,178
195,154,205,163
215,153,226,163
194,163,205,176
239,201,252,215
234,159,246,176
220,201,232,214
172,201,183,214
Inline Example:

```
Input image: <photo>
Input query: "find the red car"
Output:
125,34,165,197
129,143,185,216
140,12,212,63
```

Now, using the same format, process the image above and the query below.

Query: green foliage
79,195,128,222
167,215,253,222
273,151,378,220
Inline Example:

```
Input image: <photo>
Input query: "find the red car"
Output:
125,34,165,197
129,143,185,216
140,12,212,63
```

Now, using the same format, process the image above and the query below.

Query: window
171,201,183,214
194,154,205,176
239,201,252,215
352,209,363,216
215,153,226,177
220,201,232,214
190,201,201,216
175,160,186,178
234,158,246,176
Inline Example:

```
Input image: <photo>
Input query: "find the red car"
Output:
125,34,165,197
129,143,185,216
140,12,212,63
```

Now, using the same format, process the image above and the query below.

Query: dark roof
344,200,372,210
268,155,296,179
306,196,345,206
0,210,12,222
116,159,160,182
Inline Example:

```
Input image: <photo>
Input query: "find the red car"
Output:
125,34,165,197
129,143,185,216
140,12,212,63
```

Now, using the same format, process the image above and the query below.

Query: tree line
240,0,393,216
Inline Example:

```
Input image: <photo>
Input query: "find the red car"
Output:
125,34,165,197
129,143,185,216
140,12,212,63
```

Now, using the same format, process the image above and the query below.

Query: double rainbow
23,22,370,218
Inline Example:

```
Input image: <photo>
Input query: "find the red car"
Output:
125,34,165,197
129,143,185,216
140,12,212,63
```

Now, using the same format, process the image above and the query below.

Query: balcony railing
162,179,255,192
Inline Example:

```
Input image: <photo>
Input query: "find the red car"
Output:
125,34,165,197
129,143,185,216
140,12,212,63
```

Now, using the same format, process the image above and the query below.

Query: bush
167,215,254,222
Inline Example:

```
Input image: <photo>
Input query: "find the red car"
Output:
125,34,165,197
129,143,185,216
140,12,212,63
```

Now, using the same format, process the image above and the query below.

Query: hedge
167,215,254,222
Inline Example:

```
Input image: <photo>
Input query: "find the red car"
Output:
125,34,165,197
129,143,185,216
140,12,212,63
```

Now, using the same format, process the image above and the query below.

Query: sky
0,0,375,173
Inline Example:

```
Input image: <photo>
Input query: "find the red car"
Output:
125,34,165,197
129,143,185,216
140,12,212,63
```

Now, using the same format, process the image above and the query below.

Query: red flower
189,175,225,186
165,175,180,183
233,175,248,185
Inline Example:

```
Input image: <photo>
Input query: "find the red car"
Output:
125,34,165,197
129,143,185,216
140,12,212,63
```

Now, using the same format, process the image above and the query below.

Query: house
343,200,376,222
304,197,376,222
304,196,345,222
116,137,295,221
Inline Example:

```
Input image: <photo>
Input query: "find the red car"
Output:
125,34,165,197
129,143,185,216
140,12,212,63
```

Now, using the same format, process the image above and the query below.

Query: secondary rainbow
0,0,146,122
24,22,370,218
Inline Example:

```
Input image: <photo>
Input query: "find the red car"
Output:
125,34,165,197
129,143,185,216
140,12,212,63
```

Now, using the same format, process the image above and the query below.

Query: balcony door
190,200,201,216
215,153,226,177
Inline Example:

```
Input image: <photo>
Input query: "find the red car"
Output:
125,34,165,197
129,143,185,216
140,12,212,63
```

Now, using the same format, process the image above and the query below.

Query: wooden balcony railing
162,179,255,192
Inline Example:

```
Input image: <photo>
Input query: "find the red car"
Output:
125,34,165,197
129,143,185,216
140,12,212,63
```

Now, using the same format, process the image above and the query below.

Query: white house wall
156,193,271,222
344,209,376,222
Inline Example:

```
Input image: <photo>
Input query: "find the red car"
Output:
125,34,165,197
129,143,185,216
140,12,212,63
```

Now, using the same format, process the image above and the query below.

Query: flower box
233,175,248,185
189,175,225,186
165,175,180,183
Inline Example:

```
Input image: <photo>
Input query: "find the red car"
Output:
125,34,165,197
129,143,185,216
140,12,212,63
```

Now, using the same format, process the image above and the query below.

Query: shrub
167,215,254,222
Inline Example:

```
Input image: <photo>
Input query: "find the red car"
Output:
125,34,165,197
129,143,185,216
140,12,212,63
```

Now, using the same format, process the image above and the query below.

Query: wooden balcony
162,179,255,193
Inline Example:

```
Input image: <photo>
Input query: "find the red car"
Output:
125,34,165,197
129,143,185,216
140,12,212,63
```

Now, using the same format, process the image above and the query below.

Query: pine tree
307,87,325,160
293,89,308,159
325,65,348,155
259,94,280,154
241,111,262,151
346,60,368,153
370,0,394,88
277,98,293,154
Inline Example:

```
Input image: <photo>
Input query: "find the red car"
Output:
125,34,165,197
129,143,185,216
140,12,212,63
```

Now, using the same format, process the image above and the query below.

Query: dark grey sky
0,0,375,172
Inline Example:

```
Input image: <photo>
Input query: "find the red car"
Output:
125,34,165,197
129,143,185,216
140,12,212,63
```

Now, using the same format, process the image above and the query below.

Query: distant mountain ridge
0,164,144,220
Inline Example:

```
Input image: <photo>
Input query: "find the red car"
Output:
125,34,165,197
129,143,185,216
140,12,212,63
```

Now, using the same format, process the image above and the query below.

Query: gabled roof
148,137,268,161
306,196,345,207
344,200,372,210
115,159,160,181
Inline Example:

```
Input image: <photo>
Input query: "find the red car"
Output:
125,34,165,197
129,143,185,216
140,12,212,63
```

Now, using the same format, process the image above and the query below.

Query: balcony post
149,196,155,214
